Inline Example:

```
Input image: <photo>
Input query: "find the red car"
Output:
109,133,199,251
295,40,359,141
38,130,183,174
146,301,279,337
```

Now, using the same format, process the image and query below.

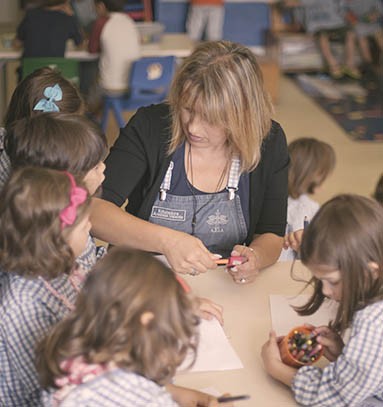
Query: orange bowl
279,325,323,368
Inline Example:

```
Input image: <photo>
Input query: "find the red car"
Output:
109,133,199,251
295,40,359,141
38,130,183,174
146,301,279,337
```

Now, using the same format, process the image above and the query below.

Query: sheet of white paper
178,318,244,373
270,294,338,336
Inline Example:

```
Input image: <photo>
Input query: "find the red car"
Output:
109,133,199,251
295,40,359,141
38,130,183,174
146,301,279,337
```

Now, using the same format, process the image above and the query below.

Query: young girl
279,137,336,261
3,113,108,272
0,167,91,406
37,248,226,406
0,66,85,182
262,194,383,406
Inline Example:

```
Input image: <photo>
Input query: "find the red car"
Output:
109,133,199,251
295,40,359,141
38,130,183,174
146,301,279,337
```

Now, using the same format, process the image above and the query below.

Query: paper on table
178,318,244,373
270,294,338,336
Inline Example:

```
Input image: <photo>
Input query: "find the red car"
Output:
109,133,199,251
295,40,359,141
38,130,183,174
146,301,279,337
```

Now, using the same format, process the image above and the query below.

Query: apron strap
226,156,241,200
159,161,174,201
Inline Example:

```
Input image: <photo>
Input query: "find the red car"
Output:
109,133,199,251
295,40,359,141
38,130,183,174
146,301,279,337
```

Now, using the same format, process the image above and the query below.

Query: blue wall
156,1,272,46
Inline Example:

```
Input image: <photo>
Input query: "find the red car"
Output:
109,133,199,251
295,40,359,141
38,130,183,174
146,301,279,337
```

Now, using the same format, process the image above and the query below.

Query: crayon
217,395,250,403
215,256,246,267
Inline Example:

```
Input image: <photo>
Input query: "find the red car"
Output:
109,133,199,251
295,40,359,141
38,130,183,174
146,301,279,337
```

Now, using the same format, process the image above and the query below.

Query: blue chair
101,55,176,132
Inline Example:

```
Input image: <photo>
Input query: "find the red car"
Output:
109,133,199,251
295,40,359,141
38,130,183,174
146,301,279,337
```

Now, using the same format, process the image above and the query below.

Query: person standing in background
186,0,225,41
14,0,83,58
88,0,140,95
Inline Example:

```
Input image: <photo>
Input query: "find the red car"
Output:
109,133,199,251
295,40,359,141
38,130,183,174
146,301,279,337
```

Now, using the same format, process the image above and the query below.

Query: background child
299,0,361,79
13,0,83,58
345,0,383,69
88,0,140,95
37,248,226,406
262,194,383,406
279,137,336,261
186,0,225,41
374,173,383,205
0,167,91,406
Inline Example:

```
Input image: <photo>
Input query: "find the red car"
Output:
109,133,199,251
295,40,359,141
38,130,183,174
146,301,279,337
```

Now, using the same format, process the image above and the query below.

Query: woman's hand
163,231,217,275
313,325,344,362
227,245,260,284
196,297,224,325
166,384,232,406
283,229,304,252
261,330,297,387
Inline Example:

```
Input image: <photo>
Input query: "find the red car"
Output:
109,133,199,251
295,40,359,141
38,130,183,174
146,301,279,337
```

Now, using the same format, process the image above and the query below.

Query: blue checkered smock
292,300,383,406
0,271,83,406
43,369,179,406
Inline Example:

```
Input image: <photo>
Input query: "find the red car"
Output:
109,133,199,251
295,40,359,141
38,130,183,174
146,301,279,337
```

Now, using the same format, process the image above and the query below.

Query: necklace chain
186,144,229,235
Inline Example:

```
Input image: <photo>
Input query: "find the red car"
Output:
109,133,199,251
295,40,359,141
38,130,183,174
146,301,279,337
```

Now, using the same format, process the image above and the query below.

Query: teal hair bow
33,84,62,112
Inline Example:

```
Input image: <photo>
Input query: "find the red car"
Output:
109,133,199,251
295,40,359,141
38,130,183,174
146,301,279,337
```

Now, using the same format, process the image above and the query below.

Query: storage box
135,22,165,44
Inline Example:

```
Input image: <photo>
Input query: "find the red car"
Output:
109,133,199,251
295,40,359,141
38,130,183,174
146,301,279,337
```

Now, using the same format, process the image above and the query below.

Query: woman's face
83,161,105,196
309,264,342,302
181,108,227,150
66,213,92,258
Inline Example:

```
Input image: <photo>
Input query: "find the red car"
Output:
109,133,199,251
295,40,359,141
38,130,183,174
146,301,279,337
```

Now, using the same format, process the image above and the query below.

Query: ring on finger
239,277,247,283
190,269,197,276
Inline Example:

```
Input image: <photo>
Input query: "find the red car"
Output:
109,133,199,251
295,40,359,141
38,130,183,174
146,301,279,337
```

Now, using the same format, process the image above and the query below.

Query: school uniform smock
43,369,179,406
292,300,383,406
102,103,289,256
16,8,83,58
278,194,319,261
0,271,84,406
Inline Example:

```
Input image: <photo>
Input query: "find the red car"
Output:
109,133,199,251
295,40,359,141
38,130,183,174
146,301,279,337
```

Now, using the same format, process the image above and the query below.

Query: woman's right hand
313,325,344,362
162,231,217,275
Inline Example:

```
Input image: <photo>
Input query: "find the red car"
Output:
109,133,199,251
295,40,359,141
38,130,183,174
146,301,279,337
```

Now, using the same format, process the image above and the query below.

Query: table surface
0,33,195,61
174,261,314,407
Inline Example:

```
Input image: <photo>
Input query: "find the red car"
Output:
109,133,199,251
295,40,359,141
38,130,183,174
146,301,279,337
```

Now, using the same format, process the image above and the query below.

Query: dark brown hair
5,113,107,178
373,173,383,205
294,194,383,332
288,138,336,199
0,167,91,279
37,248,199,388
94,0,125,12
4,67,84,129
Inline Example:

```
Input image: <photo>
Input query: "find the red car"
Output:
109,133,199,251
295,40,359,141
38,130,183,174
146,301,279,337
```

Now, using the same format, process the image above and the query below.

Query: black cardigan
103,103,289,244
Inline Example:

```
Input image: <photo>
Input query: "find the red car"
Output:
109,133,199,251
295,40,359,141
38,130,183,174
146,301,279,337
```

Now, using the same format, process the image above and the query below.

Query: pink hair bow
60,172,88,229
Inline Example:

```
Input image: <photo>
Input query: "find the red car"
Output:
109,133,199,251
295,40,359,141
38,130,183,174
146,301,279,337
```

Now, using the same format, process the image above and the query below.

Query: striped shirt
43,369,179,406
0,271,85,406
292,300,383,406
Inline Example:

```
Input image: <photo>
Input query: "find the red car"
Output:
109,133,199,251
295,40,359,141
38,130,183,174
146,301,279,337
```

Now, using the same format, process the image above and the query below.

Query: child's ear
368,261,380,279
140,311,154,326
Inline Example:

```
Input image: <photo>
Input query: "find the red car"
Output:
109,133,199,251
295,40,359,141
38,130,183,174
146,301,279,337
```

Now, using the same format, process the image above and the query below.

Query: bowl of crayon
279,325,323,368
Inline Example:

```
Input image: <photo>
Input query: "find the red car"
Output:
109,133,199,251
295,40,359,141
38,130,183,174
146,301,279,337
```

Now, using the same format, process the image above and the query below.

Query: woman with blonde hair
91,40,289,284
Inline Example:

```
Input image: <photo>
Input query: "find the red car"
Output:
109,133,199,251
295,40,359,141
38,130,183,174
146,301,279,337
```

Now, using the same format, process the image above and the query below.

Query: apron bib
149,157,248,257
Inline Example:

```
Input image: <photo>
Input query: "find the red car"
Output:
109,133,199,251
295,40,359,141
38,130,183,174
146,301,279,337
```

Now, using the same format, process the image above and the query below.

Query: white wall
0,0,19,24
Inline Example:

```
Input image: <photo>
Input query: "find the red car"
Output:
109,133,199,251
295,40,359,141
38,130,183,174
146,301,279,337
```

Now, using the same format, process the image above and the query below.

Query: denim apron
148,157,248,257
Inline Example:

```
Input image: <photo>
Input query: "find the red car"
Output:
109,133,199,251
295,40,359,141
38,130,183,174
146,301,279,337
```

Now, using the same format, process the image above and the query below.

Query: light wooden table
174,260,313,407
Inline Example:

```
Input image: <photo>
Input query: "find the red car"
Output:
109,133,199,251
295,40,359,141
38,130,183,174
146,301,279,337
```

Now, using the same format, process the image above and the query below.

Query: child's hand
166,384,226,406
283,229,304,252
314,326,344,362
261,330,298,387
196,297,224,325
261,330,284,374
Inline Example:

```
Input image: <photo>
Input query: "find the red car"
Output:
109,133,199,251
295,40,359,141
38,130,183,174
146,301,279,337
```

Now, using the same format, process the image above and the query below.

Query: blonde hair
288,137,336,199
168,40,274,172
37,248,199,388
